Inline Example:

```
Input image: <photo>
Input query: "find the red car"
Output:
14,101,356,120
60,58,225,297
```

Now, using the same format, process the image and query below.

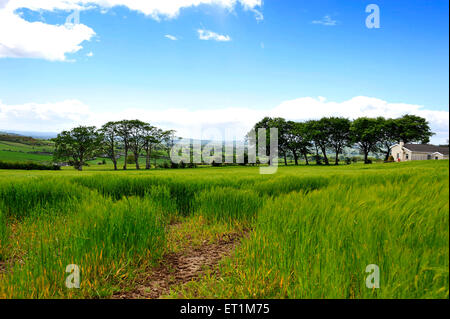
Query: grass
0,160,448,298
174,173,448,299
0,138,169,166
0,141,54,153
0,150,54,163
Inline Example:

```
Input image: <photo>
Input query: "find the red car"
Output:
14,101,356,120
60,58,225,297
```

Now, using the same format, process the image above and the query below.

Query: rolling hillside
0,134,54,163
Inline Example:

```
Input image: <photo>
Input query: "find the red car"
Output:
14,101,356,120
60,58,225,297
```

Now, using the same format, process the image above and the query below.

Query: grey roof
404,144,449,155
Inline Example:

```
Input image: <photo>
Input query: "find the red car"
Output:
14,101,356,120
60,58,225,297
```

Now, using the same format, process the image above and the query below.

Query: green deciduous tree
128,120,148,170
53,126,102,171
142,125,161,170
253,117,290,165
350,117,382,164
326,117,352,165
161,130,177,159
117,120,133,170
378,117,399,161
286,121,312,165
396,114,434,144
306,119,330,165
99,121,120,170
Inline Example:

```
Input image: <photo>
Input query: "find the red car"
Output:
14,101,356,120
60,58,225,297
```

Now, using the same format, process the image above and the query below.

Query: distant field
0,150,54,163
0,161,448,299
0,139,169,167
0,141,53,153
0,139,54,163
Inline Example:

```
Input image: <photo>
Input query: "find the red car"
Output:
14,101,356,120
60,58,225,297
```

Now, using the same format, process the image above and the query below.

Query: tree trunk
364,150,369,164
335,149,339,165
284,152,288,166
384,144,390,161
315,145,320,164
76,154,83,171
113,159,117,170
134,152,140,170
320,146,329,165
303,152,309,165
123,147,128,170
145,145,151,169
293,150,299,165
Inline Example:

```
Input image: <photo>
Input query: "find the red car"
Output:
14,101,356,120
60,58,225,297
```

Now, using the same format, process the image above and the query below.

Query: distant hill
0,133,55,164
0,130,57,140
0,134,53,146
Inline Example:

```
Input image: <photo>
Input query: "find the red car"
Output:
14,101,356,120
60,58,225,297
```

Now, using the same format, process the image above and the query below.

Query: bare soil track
114,232,242,299
0,261,5,274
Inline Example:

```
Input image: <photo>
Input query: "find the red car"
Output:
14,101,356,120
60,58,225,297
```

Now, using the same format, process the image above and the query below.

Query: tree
128,120,147,170
396,114,434,144
253,117,289,166
306,119,331,165
142,125,161,169
99,121,120,170
53,126,102,171
350,117,382,164
378,117,399,161
286,121,312,165
161,130,177,159
326,117,352,165
117,120,133,170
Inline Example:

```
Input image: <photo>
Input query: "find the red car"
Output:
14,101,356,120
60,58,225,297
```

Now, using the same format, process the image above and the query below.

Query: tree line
53,120,175,171
253,114,433,165
53,114,433,170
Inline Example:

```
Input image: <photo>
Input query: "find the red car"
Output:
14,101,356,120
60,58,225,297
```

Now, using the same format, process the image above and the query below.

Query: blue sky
0,0,448,142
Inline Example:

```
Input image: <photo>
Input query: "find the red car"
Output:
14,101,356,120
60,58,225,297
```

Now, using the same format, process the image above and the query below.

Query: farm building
390,142,449,161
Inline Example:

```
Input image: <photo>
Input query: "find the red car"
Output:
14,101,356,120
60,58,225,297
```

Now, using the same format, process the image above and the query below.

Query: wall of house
410,152,430,161
390,145,404,161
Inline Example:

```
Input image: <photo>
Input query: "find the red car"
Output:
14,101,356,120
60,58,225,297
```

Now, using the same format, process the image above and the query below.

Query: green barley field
0,160,448,299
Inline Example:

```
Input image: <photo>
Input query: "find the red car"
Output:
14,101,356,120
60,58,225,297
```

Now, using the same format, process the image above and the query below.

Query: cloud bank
1,96,448,144
0,0,262,60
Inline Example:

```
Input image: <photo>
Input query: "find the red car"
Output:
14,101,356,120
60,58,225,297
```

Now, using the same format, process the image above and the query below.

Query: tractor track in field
113,232,243,299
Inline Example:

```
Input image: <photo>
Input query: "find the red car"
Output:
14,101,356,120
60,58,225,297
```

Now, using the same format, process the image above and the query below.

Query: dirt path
113,232,242,299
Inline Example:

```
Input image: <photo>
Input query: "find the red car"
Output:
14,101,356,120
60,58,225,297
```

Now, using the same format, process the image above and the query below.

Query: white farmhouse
390,142,449,161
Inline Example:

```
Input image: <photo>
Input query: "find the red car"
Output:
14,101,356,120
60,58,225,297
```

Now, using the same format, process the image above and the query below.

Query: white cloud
94,0,263,20
1,96,448,144
165,34,178,41
86,51,93,57
0,99,93,132
198,29,231,41
312,15,338,26
0,3,95,61
0,0,261,61
3,0,263,19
